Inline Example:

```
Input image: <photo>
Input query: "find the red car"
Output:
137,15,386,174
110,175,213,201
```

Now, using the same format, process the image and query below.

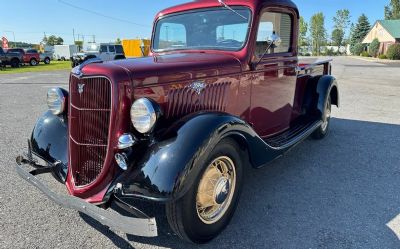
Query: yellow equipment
122,39,151,57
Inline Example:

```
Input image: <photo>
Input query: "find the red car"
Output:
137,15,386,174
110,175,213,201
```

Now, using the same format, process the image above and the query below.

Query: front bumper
16,162,158,237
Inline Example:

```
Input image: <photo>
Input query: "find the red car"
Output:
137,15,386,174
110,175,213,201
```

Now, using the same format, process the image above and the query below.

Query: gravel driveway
0,57,399,248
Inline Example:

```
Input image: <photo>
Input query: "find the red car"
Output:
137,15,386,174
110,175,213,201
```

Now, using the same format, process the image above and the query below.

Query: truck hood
109,52,242,87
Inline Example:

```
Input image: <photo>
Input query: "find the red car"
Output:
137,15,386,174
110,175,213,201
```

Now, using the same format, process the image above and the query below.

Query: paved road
0,57,399,248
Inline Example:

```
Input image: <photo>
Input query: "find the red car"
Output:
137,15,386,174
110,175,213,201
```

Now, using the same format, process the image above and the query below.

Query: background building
362,20,400,54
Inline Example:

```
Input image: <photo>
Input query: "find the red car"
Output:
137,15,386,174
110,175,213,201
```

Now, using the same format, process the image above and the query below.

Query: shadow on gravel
81,118,400,249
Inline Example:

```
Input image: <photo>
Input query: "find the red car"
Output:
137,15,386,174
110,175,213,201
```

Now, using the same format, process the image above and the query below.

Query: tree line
299,0,400,56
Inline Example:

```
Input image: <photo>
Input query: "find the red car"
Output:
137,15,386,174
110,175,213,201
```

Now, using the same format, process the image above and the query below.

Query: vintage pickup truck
16,0,339,244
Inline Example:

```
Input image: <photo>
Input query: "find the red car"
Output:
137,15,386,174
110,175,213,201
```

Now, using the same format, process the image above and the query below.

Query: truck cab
71,43,125,67
17,0,339,244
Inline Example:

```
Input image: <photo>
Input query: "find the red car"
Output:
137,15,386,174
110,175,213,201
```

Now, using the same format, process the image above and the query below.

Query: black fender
304,75,339,120
113,113,291,202
30,111,68,182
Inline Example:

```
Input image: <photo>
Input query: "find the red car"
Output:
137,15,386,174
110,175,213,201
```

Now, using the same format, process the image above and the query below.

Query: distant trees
299,17,308,46
310,13,326,56
350,14,371,54
115,38,122,45
385,0,400,19
332,9,350,52
42,35,64,46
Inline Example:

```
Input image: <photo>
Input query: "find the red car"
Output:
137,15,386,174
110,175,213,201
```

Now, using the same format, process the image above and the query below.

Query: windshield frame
151,6,253,53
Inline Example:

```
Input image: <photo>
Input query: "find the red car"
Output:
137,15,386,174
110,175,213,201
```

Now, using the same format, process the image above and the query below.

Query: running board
264,118,322,149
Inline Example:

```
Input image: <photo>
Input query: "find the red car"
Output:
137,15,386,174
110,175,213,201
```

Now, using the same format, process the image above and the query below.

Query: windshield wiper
218,0,248,20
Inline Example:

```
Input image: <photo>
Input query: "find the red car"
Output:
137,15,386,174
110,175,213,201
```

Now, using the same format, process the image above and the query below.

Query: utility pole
73,29,75,43
92,35,95,43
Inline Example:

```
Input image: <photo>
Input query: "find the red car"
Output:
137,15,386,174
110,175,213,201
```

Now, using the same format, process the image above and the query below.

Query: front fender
114,113,282,202
30,111,68,182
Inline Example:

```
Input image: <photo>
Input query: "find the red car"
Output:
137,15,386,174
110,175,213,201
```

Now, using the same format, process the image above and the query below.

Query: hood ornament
189,81,206,95
78,83,85,95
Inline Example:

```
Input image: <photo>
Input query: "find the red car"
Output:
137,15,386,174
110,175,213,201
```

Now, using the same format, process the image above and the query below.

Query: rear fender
304,75,339,119
30,111,68,182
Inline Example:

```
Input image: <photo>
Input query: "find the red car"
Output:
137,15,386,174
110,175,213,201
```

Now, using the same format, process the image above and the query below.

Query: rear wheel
166,138,243,243
312,96,331,139
44,57,50,64
30,58,38,66
10,58,20,68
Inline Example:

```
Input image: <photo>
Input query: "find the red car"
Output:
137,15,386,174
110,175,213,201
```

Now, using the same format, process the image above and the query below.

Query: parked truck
71,43,125,67
17,0,339,244
53,45,78,61
0,47,23,67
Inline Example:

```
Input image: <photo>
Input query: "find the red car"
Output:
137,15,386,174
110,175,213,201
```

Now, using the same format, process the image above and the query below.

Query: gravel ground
0,57,399,248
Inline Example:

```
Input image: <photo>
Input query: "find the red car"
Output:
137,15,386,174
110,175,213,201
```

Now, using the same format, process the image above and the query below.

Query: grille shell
69,76,112,186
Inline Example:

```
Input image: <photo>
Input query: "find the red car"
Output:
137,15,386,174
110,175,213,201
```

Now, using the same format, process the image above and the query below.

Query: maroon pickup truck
7,48,40,66
16,0,339,243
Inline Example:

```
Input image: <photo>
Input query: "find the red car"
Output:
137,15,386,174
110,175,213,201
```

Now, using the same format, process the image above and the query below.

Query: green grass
0,61,71,74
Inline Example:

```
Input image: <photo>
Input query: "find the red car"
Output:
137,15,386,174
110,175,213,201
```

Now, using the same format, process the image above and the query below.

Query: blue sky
1,0,386,44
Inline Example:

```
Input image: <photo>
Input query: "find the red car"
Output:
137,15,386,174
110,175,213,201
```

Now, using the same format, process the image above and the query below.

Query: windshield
153,7,251,52
85,44,99,52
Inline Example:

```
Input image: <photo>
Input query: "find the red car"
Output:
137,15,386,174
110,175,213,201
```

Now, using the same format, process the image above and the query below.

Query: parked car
7,48,40,66
0,47,23,67
16,0,339,244
39,51,52,64
71,43,125,67
54,45,78,61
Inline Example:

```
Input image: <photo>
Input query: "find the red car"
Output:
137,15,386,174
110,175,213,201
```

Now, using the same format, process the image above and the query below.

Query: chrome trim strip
16,163,158,237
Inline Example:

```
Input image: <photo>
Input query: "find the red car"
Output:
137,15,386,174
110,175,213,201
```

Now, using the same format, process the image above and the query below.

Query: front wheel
30,58,38,66
312,96,331,139
44,57,50,64
166,138,243,243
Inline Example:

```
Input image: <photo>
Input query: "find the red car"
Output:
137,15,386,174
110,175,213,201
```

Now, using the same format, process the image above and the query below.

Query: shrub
361,51,370,57
386,44,400,60
352,43,365,56
369,38,380,57
378,54,387,59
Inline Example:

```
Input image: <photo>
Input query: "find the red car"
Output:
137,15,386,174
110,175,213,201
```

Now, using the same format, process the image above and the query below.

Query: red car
6,48,40,66
17,0,339,243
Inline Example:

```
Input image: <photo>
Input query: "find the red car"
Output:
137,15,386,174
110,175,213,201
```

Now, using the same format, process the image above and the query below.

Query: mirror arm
252,42,274,70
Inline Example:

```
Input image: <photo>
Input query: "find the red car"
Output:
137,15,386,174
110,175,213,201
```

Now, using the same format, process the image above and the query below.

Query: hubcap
196,156,236,224
321,99,331,131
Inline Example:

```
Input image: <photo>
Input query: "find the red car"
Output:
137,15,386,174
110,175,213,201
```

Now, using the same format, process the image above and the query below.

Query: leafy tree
350,14,371,54
385,0,400,19
299,17,308,46
332,28,344,46
352,43,365,56
386,44,400,60
333,9,351,32
116,38,122,45
369,38,380,57
310,13,326,56
74,41,83,51
46,35,64,46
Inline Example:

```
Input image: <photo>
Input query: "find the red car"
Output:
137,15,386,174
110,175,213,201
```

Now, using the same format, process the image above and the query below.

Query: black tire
166,138,244,244
61,57,66,61
44,57,51,64
30,58,38,66
312,96,331,139
10,58,20,68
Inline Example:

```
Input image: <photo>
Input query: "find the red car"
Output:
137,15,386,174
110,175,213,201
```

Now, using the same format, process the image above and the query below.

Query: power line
58,0,150,28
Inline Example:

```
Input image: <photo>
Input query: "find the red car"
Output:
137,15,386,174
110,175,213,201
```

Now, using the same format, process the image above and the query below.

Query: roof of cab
157,0,298,19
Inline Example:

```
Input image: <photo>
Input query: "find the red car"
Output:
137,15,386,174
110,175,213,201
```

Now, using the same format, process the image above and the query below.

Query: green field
0,61,71,74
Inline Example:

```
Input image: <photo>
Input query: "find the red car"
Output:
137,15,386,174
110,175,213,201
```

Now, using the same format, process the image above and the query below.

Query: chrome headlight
47,88,66,115
130,98,158,134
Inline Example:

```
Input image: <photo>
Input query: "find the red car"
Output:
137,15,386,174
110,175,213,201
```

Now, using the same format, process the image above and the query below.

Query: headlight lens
130,98,157,133
47,88,66,115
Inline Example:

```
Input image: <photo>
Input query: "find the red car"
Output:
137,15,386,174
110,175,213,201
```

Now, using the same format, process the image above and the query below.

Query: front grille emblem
189,81,206,95
78,83,85,95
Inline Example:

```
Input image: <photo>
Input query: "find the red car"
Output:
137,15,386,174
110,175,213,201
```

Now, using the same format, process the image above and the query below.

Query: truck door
250,10,298,138
99,45,109,61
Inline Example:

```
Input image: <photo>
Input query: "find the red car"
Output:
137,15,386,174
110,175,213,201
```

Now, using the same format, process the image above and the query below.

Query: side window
108,45,115,53
100,45,108,53
115,45,124,53
255,12,292,57
157,23,187,50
